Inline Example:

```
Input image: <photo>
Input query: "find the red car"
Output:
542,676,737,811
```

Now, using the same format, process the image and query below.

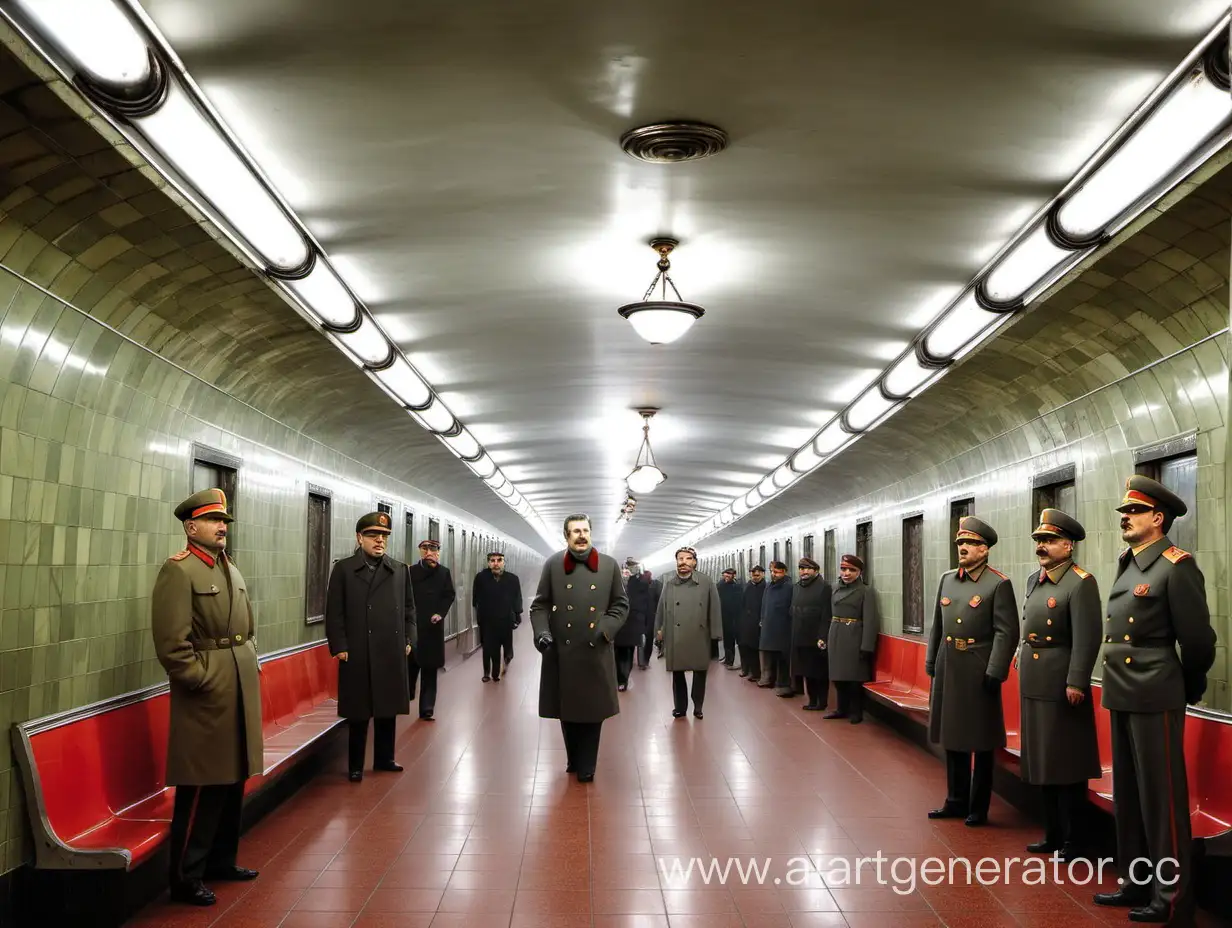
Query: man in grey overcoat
826,553,879,724
325,512,417,782
1017,509,1101,860
925,516,1019,826
655,547,723,719
529,513,629,782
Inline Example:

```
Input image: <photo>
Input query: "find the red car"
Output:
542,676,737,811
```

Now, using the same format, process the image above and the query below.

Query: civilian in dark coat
473,551,522,682
325,513,417,781
759,562,794,693
529,514,628,782
790,558,832,711
613,564,641,689
408,539,456,720
625,568,660,669
717,568,743,669
738,566,766,680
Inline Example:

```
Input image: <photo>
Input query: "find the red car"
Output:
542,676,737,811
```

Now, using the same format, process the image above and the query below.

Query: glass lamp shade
618,301,705,345
626,464,665,494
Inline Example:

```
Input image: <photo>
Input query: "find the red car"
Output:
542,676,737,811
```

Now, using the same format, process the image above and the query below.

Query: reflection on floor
126,625,1223,927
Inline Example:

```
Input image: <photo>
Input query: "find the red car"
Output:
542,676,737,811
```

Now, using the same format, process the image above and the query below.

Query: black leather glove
534,633,553,654
1185,672,1207,705
982,674,1002,693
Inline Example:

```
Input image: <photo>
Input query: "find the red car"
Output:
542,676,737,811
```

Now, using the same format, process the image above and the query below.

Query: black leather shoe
849,715,863,724
577,772,594,783
419,711,434,720
348,770,363,782
566,762,575,773
928,805,967,819
693,710,703,719
492,674,500,682
170,881,216,906
823,711,847,719
482,675,490,682
1127,902,1170,923
803,703,823,711
964,813,987,827
1026,839,1059,854
204,865,259,881
672,710,686,718
1094,890,1149,907
374,761,404,773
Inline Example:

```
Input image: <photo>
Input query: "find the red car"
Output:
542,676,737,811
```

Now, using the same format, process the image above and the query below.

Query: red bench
864,633,1232,841
11,640,341,870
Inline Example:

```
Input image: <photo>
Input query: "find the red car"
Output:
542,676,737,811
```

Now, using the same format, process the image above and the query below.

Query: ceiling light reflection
409,399,455,434
335,314,392,366
15,0,150,86
883,353,939,398
983,224,1080,304
923,292,1001,360
374,357,431,408
284,260,357,327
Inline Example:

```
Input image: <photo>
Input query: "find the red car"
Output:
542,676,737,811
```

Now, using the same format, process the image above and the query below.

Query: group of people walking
152,473,1216,925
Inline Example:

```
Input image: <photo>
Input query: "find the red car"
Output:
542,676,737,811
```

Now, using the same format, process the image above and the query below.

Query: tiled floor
127,628,1224,927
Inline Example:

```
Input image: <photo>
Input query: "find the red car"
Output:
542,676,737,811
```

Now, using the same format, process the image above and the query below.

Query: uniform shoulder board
169,550,190,561
1071,565,1091,579
986,566,1009,580
1162,546,1192,564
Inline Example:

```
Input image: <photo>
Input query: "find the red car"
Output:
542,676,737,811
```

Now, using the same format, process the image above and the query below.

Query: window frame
304,484,332,625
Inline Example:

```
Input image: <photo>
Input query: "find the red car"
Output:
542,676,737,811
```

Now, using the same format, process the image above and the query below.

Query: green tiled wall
0,262,539,874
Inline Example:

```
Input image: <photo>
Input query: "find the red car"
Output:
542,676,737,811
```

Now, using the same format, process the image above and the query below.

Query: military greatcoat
789,575,831,678
1017,561,1102,785
408,561,455,670
925,564,1019,753
152,545,264,785
1100,536,1216,712
655,572,723,672
828,579,880,682
530,549,629,723
325,552,417,720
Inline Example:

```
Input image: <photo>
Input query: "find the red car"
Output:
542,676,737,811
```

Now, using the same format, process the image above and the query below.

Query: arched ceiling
0,0,1228,558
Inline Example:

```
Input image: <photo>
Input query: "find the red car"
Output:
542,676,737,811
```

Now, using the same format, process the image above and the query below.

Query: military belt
945,636,982,651
1024,638,1065,649
833,617,862,625
196,633,248,650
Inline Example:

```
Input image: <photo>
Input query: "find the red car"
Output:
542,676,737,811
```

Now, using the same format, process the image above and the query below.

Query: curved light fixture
644,21,1232,567
0,0,555,547
617,239,706,345
771,463,795,490
625,408,667,494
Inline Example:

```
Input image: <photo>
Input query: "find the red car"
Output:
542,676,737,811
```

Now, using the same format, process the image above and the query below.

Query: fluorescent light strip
0,0,551,542
644,22,1229,565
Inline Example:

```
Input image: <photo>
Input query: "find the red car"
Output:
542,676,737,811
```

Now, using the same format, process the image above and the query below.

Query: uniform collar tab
187,542,218,568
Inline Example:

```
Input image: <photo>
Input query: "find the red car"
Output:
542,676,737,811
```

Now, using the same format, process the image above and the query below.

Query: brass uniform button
589,622,595,629
946,636,953,642
1124,635,1131,641
1046,619,1052,626
1045,636,1052,641
1128,617,1134,623
589,606,596,612
591,584,597,590
1032,653,1039,660
567,623,571,628
956,618,963,624
552,606,557,612
235,634,242,642
567,605,574,611
1125,657,1132,664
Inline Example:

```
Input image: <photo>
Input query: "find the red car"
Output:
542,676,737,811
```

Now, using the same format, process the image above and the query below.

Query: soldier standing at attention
826,554,879,724
789,557,831,711
1017,510,1101,860
925,516,1019,827
717,567,743,669
408,539,455,719
1093,477,1215,924
530,513,629,782
325,512,416,782
152,489,262,907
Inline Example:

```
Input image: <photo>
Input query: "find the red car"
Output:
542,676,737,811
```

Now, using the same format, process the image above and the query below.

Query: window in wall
773,541,781,566
803,534,815,561
305,487,331,625
192,444,240,550
759,544,767,566
447,524,456,568
823,529,836,582
1136,437,1198,553
428,517,441,544
902,514,924,635
950,497,974,570
1031,464,1076,528
405,510,415,559
785,539,794,572
376,500,393,516
855,520,873,587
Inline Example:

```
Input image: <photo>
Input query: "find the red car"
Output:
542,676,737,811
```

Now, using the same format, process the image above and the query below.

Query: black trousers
739,642,760,679
614,645,635,686
1110,708,1192,915
722,624,737,665
560,720,602,776
482,627,510,678
348,717,396,772
673,670,707,714
835,681,864,719
1039,782,1087,847
504,624,515,662
760,650,791,688
944,750,994,817
407,656,438,715
709,638,719,660
637,631,654,667
803,676,827,708
169,781,244,885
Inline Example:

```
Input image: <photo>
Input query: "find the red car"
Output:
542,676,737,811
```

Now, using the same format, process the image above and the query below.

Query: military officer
1017,509,1101,859
151,489,262,907
1093,476,1216,924
530,513,629,782
826,554,880,724
925,516,1019,827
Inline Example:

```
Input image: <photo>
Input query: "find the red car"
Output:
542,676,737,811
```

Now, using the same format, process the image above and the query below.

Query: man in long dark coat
1017,509,1101,860
152,489,262,907
408,539,455,720
716,567,744,670
925,516,1019,826
826,553,879,723
790,557,832,711
530,513,628,782
613,561,643,689
325,512,417,782
758,561,794,694
656,547,723,719
1092,476,1216,924
626,567,660,670
473,551,521,682
738,565,766,681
